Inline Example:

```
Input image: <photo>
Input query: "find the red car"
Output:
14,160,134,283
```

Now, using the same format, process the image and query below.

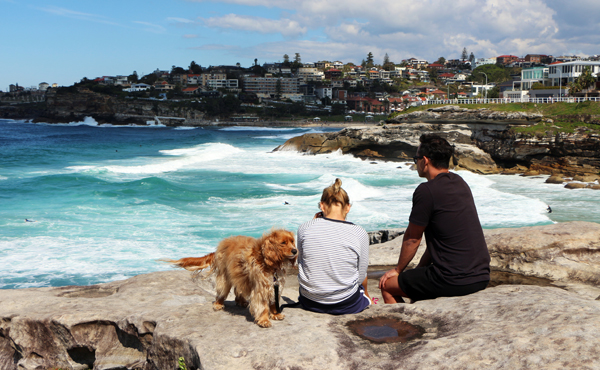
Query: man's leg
380,274,407,303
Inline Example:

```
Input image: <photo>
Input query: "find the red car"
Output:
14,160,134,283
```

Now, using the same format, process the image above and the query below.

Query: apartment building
243,76,300,98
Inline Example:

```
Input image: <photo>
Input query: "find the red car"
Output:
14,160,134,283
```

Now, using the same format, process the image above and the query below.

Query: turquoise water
1,118,598,289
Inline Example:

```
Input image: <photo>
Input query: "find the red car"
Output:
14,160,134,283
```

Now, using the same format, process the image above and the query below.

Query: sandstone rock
2,222,600,370
484,222,600,290
275,124,498,174
389,106,543,124
521,170,540,176
545,175,565,184
588,184,600,189
565,182,587,189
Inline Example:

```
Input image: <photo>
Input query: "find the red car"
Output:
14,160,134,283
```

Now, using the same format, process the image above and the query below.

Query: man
378,134,490,303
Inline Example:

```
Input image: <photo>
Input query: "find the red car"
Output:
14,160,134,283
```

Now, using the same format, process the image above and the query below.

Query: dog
164,229,297,328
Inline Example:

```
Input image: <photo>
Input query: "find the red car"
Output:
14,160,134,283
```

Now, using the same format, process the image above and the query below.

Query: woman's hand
313,211,324,219
378,268,399,290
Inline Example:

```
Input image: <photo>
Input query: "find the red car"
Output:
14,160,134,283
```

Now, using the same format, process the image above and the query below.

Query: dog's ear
261,231,283,268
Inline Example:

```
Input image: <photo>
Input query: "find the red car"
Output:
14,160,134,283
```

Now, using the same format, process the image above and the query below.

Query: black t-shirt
409,172,490,285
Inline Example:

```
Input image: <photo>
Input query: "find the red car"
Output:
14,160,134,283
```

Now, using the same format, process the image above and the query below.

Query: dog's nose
292,249,297,255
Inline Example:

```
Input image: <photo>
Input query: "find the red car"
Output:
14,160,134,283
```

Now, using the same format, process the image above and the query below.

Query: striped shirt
297,217,369,304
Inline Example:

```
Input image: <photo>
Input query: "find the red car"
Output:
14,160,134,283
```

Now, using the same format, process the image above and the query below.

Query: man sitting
378,134,490,303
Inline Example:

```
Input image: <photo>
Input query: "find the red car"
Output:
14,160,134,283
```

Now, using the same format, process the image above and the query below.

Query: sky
1,0,600,91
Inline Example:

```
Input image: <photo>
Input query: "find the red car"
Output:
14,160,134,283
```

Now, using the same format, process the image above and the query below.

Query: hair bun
333,178,342,193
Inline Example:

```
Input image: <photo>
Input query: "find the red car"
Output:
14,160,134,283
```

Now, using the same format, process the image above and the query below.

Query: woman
297,178,371,314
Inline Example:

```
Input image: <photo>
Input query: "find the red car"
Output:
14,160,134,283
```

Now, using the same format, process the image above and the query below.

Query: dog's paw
270,313,285,321
213,302,224,311
256,319,272,328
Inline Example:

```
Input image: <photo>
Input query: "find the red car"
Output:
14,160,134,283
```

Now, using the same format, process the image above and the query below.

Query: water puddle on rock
347,317,425,344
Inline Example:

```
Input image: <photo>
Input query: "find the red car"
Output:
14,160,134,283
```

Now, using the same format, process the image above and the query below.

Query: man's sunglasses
413,156,424,164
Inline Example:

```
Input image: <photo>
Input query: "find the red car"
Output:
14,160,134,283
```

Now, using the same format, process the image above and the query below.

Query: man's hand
378,268,399,290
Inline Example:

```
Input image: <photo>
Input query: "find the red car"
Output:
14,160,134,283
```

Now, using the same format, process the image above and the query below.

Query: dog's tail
160,253,215,273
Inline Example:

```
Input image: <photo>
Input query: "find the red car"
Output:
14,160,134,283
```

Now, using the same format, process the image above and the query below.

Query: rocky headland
1,89,207,126
2,221,600,370
275,105,600,185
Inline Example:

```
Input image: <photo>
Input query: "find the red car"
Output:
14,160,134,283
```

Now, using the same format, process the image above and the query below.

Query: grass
391,102,600,135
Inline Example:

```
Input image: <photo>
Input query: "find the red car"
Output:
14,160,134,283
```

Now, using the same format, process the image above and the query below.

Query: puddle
347,317,425,344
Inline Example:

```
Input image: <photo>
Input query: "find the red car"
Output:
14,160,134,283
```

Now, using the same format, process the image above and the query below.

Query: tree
470,64,512,84
383,53,395,71
189,61,202,74
366,52,375,68
283,54,290,66
569,66,597,96
171,65,186,75
461,47,468,61
436,57,446,65
128,71,139,83
254,58,258,66
294,53,301,64
469,52,475,64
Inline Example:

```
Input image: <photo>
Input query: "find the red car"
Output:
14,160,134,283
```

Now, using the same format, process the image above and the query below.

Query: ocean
1,118,598,289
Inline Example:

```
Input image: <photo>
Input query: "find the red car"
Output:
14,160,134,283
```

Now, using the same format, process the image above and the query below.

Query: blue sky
2,0,600,91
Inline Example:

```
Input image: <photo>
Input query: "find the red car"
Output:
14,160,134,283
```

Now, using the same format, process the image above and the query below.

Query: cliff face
5,89,206,126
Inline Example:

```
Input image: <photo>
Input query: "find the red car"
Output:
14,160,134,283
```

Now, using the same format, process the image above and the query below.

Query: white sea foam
173,126,200,130
103,143,243,174
219,126,305,132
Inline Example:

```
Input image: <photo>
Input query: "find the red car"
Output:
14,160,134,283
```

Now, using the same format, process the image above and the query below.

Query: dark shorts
398,265,488,302
299,285,371,315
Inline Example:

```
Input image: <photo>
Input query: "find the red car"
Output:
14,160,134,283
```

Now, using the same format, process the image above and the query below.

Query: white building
472,57,497,70
315,87,332,100
548,61,600,86
297,67,324,82
123,83,151,92
469,84,496,97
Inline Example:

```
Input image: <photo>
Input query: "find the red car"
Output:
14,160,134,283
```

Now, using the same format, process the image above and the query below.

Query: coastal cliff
275,106,600,180
1,89,206,126
1,222,600,370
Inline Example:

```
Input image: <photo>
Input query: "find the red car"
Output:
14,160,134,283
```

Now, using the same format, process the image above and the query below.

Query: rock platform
1,222,600,370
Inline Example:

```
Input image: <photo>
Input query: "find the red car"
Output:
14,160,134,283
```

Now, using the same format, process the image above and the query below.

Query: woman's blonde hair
320,178,350,212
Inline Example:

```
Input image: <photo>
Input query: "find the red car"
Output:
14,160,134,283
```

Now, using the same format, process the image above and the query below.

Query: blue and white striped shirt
297,217,369,304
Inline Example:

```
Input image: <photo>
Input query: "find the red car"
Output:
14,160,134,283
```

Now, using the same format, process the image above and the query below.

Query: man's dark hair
418,134,454,169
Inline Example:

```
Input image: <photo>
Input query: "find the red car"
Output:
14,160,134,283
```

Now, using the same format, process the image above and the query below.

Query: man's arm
378,222,425,289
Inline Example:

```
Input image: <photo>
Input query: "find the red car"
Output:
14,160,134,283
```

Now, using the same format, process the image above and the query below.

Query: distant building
243,76,300,99
497,55,519,65
548,61,600,86
39,82,50,91
472,57,497,69
520,67,549,90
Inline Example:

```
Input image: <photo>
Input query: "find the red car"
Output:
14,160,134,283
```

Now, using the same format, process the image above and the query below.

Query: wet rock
545,175,565,184
565,182,587,189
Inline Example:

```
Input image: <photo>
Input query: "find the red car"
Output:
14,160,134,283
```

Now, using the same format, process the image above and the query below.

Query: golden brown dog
164,229,297,328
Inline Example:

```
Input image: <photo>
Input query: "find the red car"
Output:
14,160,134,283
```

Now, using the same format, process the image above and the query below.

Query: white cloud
167,17,195,24
133,21,167,34
203,14,307,38
35,6,120,26
184,0,600,63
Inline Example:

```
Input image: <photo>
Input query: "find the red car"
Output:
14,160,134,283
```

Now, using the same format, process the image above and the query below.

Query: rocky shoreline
275,106,600,187
1,222,599,370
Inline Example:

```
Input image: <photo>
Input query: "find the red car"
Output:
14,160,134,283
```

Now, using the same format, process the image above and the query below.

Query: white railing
425,97,600,105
